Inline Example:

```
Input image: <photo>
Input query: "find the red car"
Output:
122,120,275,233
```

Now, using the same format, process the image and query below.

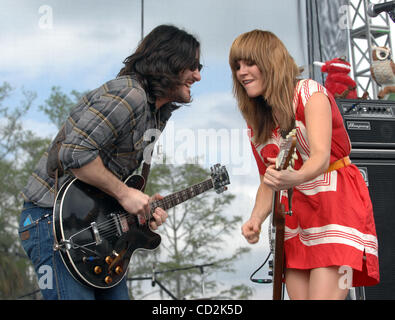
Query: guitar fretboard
150,179,214,213
277,134,296,170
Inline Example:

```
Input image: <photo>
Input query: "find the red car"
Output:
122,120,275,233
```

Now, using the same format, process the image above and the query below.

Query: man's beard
168,85,192,104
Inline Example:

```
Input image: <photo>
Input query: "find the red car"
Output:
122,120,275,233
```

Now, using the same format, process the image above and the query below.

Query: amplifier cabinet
350,149,395,300
336,99,395,149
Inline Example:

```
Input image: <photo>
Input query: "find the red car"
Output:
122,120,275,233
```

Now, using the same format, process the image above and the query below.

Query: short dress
249,79,379,287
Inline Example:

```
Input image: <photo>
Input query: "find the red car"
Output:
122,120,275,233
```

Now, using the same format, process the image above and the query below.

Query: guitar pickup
119,215,129,233
110,213,129,237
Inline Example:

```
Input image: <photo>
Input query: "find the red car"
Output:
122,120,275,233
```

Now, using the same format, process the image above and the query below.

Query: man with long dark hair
19,25,202,300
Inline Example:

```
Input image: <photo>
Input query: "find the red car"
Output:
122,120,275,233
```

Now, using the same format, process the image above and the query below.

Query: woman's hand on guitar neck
264,157,302,191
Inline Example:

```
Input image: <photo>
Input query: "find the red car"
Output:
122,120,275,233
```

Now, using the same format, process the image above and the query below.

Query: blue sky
1,0,394,300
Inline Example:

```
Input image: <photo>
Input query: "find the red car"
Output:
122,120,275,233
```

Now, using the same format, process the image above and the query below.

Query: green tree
39,86,87,130
0,82,49,299
128,161,252,300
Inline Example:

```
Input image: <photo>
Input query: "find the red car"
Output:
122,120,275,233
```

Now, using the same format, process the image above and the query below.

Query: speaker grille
345,119,395,148
352,157,395,299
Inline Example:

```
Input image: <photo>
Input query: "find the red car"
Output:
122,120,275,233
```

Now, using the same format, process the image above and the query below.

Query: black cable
249,252,272,284
17,289,41,300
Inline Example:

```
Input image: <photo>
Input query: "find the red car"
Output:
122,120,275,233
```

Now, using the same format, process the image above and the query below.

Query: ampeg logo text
346,121,371,131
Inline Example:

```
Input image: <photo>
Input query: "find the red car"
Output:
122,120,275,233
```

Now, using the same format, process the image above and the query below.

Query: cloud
142,0,308,66
152,90,257,178
0,0,309,82
21,118,58,139
174,91,241,129
0,0,141,86
0,25,137,81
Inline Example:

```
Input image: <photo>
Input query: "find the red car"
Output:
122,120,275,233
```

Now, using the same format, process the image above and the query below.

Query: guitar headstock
210,164,230,194
275,129,298,171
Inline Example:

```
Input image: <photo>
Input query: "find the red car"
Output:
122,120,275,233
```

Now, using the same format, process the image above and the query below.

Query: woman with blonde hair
230,30,379,300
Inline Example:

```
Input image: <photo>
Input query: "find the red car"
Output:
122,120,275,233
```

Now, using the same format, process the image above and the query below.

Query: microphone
367,1,395,17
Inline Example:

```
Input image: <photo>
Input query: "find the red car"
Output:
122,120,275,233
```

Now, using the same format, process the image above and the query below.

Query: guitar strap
139,105,160,192
287,188,293,211
45,124,67,206
140,161,151,193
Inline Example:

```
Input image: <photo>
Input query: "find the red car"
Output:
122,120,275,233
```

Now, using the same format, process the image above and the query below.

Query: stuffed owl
370,46,395,100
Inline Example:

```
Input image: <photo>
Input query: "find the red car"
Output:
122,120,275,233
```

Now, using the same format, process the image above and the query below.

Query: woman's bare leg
308,266,350,300
284,268,310,300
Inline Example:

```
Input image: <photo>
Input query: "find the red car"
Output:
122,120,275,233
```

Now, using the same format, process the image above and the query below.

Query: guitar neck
150,178,214,212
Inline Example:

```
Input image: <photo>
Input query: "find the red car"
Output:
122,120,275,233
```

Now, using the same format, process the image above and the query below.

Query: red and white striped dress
249,79,379,287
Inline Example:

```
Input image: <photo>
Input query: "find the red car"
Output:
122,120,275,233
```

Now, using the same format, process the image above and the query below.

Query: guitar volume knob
115,266,123,275
94,266,102,274
105,256,113,265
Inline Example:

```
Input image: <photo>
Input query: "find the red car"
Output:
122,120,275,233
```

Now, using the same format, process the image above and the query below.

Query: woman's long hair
118,25,200,101
229,30,300,144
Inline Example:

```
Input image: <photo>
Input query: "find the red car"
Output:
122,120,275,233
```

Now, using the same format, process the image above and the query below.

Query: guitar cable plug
249,251,272,284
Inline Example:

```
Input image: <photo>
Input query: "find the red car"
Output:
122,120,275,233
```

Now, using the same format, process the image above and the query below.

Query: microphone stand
151,266,178,300
199,266,206,297
127,262,215,300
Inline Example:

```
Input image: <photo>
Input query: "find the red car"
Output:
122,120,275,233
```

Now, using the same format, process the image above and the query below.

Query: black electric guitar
53,164,230,289
268,130,297,300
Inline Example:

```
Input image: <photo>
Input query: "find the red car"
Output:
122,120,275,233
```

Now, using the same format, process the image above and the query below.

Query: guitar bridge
91,221,102,245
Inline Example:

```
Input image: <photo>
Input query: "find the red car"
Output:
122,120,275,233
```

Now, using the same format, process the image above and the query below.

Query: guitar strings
70,179,214,241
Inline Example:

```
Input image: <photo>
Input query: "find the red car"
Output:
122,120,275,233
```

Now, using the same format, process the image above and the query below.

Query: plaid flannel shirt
22,75,177,207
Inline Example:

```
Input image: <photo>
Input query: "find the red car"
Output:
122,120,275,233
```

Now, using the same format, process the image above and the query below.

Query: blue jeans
18,202,130,300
